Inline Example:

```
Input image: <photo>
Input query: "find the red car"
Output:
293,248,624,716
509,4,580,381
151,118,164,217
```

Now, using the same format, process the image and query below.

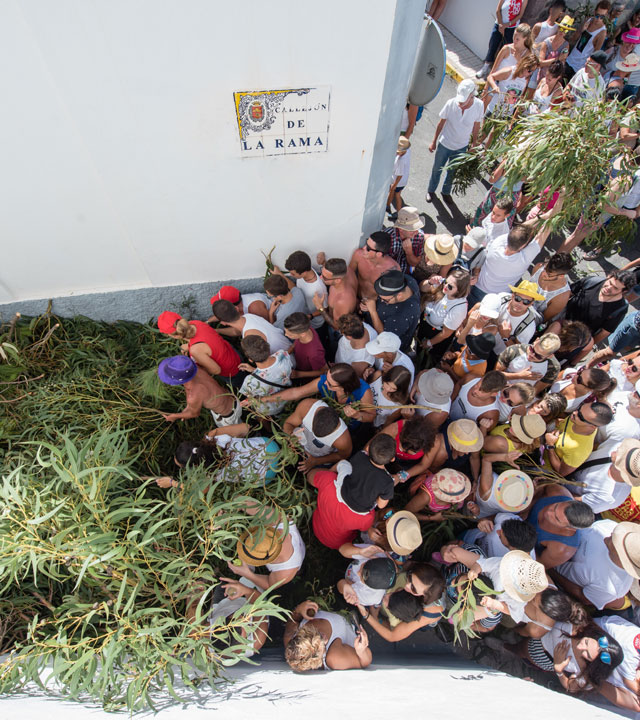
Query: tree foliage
0,311,310,710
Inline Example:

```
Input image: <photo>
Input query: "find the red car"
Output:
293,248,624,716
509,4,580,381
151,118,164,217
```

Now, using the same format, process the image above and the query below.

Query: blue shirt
317,375,370,429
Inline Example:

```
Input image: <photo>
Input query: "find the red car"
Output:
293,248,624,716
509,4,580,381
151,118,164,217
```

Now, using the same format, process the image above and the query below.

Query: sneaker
476,62,491,79
425,192,435,203
583,247,603,261
211,399,242,427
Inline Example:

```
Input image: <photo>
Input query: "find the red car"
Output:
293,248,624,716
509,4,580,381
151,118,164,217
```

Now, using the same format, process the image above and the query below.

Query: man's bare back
164,368,234,421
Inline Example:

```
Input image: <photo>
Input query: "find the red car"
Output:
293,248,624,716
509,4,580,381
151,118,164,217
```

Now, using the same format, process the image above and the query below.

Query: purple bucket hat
158,356,197,385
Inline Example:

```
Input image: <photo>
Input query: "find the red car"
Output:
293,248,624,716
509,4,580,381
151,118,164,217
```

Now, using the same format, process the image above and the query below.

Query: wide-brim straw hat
397,136,411,153
510,414,547,445
617,53,640,73
237,526,283,567
614,439,640,487
424,234,457,265
447,419,484,453
386,511,422,555
494,469,534,513
612,522,640,579
395,206,424,232
500,550,548,602
431,468,472,504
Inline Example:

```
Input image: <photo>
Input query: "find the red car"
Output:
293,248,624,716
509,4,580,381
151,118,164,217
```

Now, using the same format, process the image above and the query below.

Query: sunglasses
406,571,418,595
576,406,597,427
529,347,545,361
595,13,607,19
513,294,533,306
365,243,379,253
444,282,455,291
500,389,518,407
626,358,640,373
598,636,612,665
575,368,587,386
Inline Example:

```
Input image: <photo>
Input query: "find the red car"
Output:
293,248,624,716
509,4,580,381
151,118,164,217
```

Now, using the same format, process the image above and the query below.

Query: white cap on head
478,293,501,319
463,226,486,251
456,79,477,103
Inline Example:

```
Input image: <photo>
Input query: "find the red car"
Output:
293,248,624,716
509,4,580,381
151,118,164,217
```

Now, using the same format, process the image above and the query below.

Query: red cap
210,285,241,305
157,310,182,334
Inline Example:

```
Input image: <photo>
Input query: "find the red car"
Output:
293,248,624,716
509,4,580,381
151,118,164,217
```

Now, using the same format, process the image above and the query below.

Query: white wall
0,0,424,305
438,0,497,59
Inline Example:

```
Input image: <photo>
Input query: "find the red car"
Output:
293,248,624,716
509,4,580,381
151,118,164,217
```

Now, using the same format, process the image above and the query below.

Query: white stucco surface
438,0,497,60
0,659,628,719
1,0,424,304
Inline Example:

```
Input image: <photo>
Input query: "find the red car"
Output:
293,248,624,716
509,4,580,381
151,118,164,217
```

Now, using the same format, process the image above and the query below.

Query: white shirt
476,555,528,622
594,615,640,689
373,349,415,383
535,20,557,44
242,313,291,353
438,97,484,151
345,544,387,606
476,234,541,294
597,393,640,448
296,271,327,329
556,520,633,609
568,68,605,106
423,296,468,333
393,149,411,187
482,214,510,245
463,512,535,559
572,444,631,513
370,376,405,428
493,295,537,355
335,323,378,367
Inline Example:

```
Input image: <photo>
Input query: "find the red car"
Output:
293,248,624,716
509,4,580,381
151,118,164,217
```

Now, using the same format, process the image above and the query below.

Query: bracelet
363,611,370,619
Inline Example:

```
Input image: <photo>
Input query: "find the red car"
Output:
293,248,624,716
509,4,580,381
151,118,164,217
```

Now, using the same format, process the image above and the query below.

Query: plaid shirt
384,227,425,274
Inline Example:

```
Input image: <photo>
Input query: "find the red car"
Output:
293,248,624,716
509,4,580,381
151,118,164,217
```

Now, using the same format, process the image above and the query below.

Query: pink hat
157,310,182,334
431,468,472,504
622,28,640,44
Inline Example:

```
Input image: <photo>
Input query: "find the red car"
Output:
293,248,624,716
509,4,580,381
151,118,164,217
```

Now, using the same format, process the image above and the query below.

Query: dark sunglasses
513,294,533,306
500,389,517,407
444,282,455,291
595,13,607,19
576,406,597,427
406,571,418,595
529,347,545,361
626,358,640,373
365,243,380,253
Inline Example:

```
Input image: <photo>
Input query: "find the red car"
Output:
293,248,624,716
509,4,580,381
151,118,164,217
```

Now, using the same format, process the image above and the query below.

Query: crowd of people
145,1,640,713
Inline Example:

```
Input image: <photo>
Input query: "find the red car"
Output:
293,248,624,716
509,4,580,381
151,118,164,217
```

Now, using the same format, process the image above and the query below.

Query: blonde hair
285,624,326,672
173,318,197,340
515,23,533,51
510,382,535,406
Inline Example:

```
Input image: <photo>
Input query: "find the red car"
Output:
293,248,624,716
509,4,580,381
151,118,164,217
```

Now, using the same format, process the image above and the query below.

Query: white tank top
414,390,451,418
242,313,291,353
370,376,404,428
296,272,327,329
475,471,503,517
450,378,499,422
567,22,606,72
266,522,306,572
241,292,271,315
530,267,569,314
300,611,357,670
300,400,348,457
548,376,589,412
535,20,557,44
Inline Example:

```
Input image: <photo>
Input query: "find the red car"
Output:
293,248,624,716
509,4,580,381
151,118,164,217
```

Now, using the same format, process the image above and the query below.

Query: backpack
499,295,542,340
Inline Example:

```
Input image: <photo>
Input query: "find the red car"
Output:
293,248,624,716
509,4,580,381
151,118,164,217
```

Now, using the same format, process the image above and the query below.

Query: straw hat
494,469,534,513
510,414,547,445
431,468,472,504
612,522,640,579
537,333,561,355
557,15,576,33
500,550,548,602
418,368,454,404
386,511,422,555
508,279,544,302
395,206,424,232
447,419,484,453
617,53,640,73
236,526,283,567
424,234,457,265
398,136,411,153
614,439,640,487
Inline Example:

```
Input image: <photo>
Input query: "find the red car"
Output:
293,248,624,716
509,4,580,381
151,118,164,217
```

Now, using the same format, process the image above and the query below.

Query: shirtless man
348,232,400,299
157,355,240,425
210,299,291,352
313,258,357,329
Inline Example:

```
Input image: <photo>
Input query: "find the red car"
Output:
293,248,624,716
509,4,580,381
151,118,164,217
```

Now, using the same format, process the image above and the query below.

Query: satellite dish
408,18,447,107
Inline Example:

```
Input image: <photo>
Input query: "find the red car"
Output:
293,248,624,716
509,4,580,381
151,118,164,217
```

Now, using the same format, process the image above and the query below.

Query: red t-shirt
188,320,241,377
294,328,326,371
312,470,375,550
